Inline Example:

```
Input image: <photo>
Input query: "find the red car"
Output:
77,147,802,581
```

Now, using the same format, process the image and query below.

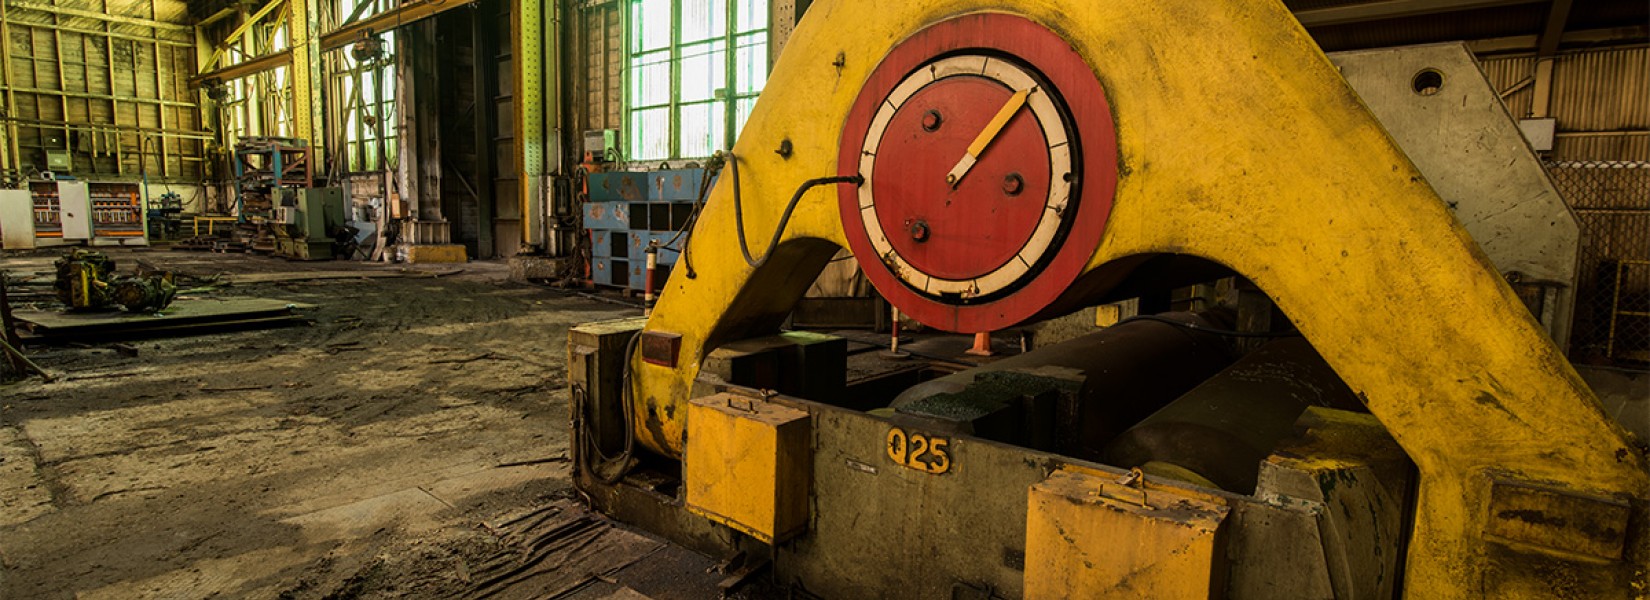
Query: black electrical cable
677,158,720,278
1117,314,1302,338
579,331,641,484
726,151,863,268
658,157,718,256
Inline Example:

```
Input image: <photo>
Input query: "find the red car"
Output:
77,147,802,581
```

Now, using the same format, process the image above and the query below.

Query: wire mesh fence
1546,160,1650,370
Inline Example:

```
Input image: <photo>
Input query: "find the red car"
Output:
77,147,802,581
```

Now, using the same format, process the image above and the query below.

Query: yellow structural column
288,0,324,151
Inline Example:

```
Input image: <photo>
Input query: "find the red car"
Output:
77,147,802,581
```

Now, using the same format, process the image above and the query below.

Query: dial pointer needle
946,86,1034,188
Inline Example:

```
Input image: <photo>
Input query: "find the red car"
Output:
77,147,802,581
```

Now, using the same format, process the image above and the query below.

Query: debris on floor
0,250,638,599
463,500,664,600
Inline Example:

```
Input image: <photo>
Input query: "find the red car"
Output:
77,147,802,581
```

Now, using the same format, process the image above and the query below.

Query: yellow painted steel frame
631,0,1649,596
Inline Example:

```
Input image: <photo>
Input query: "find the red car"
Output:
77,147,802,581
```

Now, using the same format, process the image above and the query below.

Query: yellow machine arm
629,1,1648,596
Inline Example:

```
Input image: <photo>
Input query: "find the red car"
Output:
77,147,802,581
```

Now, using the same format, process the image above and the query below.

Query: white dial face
856,54,1075,300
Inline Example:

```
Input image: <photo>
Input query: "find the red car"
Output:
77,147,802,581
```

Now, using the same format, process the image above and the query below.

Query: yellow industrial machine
569,1,1649,598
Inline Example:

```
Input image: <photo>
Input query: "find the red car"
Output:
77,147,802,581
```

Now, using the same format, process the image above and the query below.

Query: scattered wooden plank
429,352,497,365
0,336,53,381
494,455,569,468
200,384,271,393
465,500,663,600
60,371,144,383
717,558,770,594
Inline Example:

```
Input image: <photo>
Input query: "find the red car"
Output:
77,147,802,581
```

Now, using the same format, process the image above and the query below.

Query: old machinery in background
569,2,1646,598
271,187,352,260
53,249,176,313
232,136,314,253
146,191,185,241
232,140,313,215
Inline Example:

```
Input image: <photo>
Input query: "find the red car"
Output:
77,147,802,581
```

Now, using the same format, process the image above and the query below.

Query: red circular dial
839,13,1118,333
871,74,1054,282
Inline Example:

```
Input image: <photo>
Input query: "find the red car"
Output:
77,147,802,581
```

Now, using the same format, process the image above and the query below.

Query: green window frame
627,0,769,162
335,0,399,173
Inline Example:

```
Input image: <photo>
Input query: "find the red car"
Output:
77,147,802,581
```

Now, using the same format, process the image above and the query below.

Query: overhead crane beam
187,0,479,87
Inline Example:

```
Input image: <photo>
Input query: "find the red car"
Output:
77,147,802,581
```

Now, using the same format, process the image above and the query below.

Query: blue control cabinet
583,169,702,291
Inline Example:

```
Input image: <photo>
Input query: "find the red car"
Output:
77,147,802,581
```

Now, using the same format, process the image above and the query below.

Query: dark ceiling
1290,0,1650,53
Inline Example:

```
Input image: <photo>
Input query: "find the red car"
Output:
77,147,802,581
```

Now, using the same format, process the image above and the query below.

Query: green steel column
514,0,547,250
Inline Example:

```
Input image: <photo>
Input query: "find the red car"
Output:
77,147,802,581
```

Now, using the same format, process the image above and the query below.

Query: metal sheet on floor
13,297,315,337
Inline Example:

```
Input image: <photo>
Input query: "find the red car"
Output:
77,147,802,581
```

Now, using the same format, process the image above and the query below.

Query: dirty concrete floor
0,249,636,598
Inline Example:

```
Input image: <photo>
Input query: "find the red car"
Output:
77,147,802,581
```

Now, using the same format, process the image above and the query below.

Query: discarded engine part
54,249,115,310
112,273,177,313
52,250,177,313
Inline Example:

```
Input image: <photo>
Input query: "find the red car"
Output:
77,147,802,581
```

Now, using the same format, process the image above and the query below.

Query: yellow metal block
685,393,810,543
405,244,468,263
1094,303,1123,328
1025,468,1229,599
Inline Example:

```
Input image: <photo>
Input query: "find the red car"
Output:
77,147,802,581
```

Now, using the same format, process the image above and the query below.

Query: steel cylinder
1101,337,1364,494
890,311,1236,460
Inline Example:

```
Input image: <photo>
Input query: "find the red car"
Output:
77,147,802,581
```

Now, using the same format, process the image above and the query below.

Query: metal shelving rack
232,136,313,222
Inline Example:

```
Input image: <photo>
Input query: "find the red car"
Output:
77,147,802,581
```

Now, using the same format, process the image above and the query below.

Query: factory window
223,22,293,143
627,0,769,162
335,0,399,173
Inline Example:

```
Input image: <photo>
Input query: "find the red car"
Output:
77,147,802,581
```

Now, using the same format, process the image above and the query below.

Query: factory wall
1482,46,1649,368
1481,47,1649,161
573,1,623,147
0,0,205,182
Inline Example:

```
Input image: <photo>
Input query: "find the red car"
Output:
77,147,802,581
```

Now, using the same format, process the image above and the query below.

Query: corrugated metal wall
1546,48,1650,134
1,0,204,181
1479,55,1538,122
1481,46,1649,160
1482,46,1649,366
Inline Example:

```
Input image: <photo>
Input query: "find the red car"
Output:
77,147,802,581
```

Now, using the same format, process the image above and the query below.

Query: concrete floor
0,249,639,598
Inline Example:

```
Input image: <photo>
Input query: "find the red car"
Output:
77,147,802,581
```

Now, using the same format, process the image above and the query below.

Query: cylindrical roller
1101,337,1364,494
891,311,1236,460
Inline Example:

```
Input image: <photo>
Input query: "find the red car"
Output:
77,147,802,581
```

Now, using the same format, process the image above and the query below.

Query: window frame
332,0,399,174
625,0,769,163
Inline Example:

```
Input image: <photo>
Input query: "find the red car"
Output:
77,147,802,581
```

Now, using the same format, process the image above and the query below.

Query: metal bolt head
1002,173,1024,196
922,110,943,132
909,220,930,242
